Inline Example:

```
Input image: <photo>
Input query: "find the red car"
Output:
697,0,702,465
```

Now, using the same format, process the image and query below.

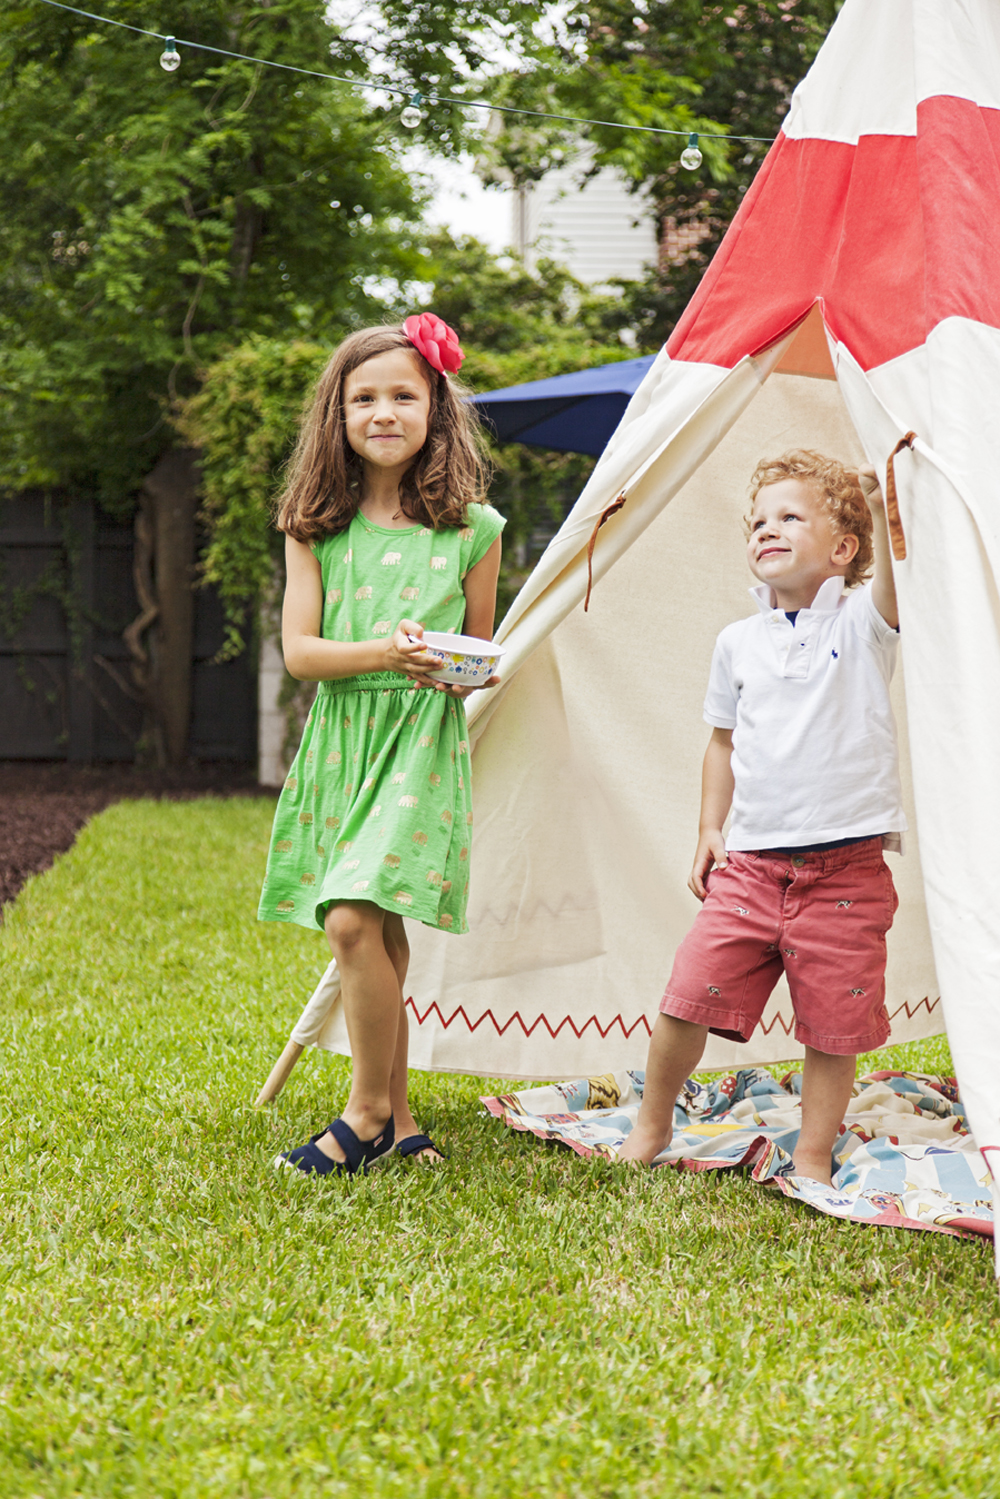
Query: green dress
258,502,506,934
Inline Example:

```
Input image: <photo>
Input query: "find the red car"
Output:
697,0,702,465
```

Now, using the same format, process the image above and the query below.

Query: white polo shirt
704,575,907,851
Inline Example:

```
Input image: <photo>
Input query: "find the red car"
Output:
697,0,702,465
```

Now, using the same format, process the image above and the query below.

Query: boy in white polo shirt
621,450,904,1183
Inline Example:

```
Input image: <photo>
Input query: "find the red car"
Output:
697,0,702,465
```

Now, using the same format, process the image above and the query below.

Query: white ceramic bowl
415,631,505,686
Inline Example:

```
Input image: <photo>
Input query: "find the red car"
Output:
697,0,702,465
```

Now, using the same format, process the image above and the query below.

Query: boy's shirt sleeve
849,580,899,644
703,628,739,730
462,503,506,575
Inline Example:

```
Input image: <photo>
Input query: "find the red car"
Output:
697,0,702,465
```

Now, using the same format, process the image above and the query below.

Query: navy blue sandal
275,1114,395,1177
395,1132,447,1162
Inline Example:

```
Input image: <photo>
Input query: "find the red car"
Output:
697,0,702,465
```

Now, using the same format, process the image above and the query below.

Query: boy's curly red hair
746,449,874,588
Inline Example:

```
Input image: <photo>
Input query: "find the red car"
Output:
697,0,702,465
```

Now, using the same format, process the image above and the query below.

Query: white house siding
512,157,658,288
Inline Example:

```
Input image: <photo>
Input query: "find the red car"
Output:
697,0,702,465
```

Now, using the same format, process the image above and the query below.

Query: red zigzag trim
407,994,941,1043
405,997,652,1042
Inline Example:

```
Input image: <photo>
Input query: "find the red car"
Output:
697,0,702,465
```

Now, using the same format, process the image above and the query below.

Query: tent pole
254,1039,305,1106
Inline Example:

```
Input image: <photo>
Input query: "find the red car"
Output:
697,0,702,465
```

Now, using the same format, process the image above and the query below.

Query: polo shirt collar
751,575,847,616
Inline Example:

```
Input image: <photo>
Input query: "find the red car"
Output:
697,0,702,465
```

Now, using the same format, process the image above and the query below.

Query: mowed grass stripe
0,799,996,1498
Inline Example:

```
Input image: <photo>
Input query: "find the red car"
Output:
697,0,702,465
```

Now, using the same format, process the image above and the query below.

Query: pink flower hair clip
403,313,464,376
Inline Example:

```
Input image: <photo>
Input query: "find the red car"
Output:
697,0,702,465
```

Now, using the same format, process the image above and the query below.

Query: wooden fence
0,492,256,762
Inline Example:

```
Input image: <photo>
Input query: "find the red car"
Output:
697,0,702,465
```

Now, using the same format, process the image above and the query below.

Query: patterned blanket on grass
482,1070,995,1240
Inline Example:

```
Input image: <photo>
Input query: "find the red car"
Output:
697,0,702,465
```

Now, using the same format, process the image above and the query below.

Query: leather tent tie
584,492,627,612
885,432,917,561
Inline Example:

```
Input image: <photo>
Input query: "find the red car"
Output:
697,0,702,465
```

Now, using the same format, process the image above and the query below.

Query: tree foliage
0,0,421,509
327,0,550,156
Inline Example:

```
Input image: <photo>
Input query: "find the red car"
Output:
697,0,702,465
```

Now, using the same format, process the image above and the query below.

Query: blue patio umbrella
469,354,656,457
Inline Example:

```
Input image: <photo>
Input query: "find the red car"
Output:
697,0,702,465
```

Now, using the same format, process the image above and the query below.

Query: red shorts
660,839,898,1055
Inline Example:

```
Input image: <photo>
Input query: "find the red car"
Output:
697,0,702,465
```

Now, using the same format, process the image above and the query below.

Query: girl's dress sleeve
462,503,506,575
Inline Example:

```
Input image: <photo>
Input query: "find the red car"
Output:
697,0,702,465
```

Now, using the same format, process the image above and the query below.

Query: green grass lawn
1,798,997,1499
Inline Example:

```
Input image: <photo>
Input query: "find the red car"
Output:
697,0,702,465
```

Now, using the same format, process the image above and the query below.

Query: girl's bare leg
314,900,399,1163
382,915,443,1160
793,1047,856,1185
618,1014,709,1164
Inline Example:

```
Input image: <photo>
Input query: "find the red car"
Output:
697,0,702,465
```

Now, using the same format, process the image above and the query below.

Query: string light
680,132,703,170
400,92,423,130
32,0,778,148
158,35,180,72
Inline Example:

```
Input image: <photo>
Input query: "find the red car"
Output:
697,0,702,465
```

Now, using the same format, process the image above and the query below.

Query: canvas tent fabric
469,356,656,456
278,0,1000,1267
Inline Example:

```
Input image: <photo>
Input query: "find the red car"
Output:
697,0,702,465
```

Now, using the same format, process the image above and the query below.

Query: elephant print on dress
258,500,505,934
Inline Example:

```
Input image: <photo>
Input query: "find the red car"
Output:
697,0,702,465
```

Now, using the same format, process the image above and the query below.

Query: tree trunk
124,447,200,767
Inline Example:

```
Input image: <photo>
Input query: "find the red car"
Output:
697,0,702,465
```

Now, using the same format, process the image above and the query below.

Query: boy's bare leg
793,1046,857,1184
618,1014,709,1164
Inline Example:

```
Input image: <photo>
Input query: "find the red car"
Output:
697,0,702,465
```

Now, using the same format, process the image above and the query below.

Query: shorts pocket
881,863,899,931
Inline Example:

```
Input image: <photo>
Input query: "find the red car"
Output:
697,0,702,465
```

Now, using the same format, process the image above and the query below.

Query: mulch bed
0,761,275,910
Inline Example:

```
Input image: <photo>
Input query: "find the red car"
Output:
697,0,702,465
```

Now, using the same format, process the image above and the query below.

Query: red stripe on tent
918,95,1000,336
667,98,1000,373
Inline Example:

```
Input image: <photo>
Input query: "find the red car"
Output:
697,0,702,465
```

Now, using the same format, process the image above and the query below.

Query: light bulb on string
680,132,702,170
400,93,423,129
159,36,181,71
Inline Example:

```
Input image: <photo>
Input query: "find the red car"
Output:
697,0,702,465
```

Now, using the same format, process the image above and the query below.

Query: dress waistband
317,672,417,696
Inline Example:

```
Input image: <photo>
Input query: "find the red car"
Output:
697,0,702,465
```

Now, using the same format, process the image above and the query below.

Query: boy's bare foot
618,1124,672,1165
791,1150,835,1186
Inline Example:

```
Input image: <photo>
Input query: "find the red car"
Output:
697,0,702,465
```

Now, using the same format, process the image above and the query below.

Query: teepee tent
260,0,1000,1229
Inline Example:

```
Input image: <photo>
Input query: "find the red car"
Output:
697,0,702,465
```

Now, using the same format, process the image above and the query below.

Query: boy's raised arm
859,467,899,630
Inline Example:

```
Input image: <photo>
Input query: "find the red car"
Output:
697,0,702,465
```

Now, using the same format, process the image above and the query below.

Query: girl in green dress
262,316,504,1176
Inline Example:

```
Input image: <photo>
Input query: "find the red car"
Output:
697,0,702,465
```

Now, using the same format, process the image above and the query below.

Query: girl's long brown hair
275,325,491,540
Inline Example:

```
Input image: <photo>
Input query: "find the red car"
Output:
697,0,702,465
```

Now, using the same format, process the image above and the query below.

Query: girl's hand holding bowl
385,621,442,685
386,623,503,695
411,631,505,696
